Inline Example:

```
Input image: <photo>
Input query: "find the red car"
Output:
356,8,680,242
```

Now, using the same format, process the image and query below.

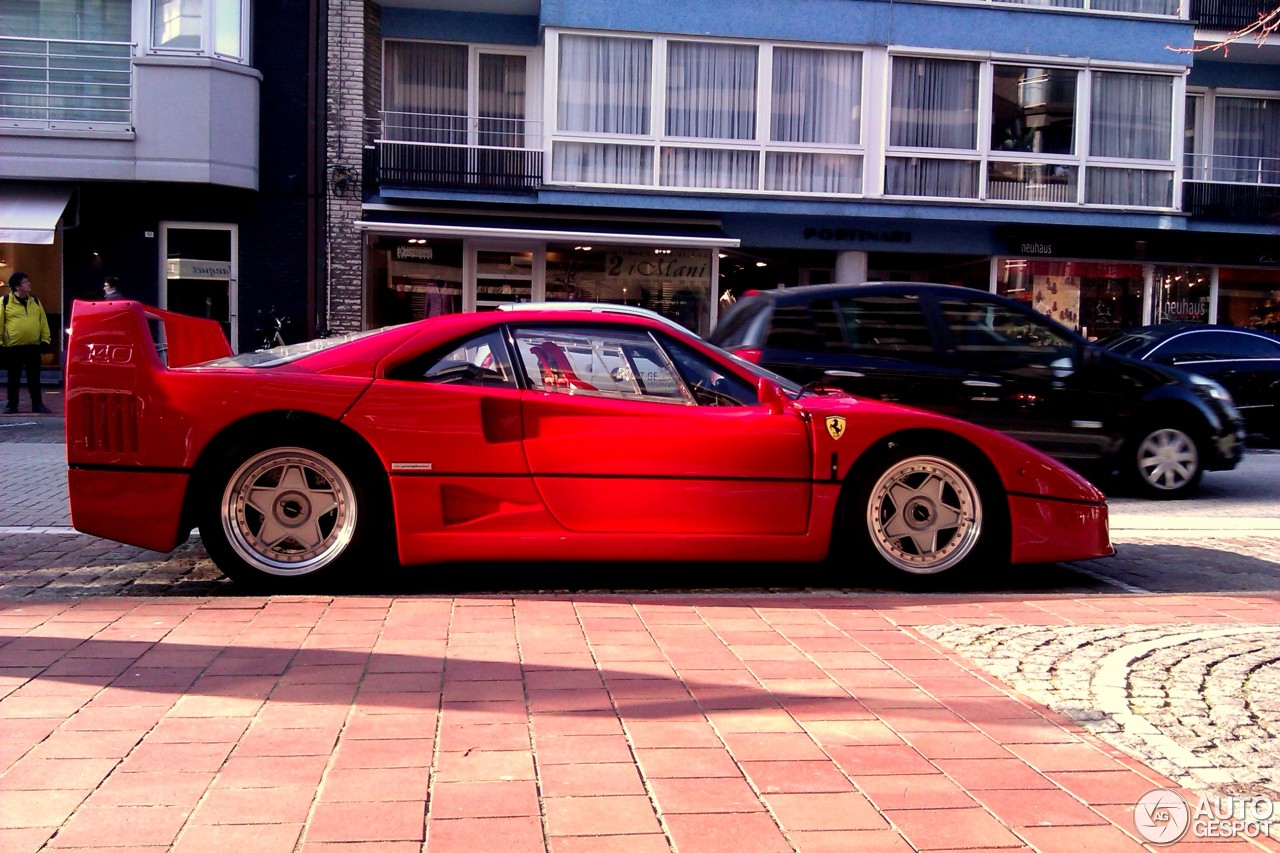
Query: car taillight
733,347,764,364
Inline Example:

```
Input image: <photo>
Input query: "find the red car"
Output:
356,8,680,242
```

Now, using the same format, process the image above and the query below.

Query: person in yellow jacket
2,271,52,414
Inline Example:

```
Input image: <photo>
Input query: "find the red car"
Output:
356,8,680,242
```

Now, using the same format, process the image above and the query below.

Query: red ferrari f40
64,300,1112,589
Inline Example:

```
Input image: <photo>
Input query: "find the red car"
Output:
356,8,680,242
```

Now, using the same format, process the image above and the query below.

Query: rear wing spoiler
68,299,233,370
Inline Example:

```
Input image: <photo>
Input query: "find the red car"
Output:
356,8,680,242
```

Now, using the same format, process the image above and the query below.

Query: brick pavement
4,395,1280,851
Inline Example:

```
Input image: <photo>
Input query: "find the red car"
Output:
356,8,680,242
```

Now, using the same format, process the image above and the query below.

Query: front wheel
1126,424,1202,499
200,442,379,589
843,446,1005,582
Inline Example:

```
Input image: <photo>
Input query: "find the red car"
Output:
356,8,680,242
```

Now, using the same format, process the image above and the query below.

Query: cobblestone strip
917,622,1280,802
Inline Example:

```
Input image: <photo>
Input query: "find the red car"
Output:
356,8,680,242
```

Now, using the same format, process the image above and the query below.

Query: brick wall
324,0,379,333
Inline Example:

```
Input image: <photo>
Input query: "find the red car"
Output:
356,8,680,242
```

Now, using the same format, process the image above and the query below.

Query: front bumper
1008,493,1113,564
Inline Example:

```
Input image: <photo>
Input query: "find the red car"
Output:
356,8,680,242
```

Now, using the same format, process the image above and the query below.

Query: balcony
1183,152,1280,222
364,111,543,194
0,36,133,131
1190,0,1272,30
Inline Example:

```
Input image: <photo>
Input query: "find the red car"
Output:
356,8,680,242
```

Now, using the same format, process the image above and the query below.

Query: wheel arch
836,427,1011,565
181,410,394,544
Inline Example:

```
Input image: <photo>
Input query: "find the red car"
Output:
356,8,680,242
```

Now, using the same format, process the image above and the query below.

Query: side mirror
757,377,792,414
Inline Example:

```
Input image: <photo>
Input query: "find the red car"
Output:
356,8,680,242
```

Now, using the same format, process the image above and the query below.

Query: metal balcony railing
364,111,543,192
0,36,133,130
1190,0,1271,29
1184,152,1280,186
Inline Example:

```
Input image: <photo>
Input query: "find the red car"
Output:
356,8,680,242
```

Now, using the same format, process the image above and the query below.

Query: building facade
0,0,320,359
324,0,1279,342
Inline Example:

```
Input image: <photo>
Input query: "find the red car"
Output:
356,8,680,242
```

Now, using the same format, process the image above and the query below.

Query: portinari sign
803,227,912,244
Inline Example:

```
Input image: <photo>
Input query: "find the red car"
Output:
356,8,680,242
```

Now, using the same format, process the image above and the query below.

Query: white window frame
148,0,251,64
893,0,1185,19
1183,86,1280,187
544,29,868,198
883,48,1183,210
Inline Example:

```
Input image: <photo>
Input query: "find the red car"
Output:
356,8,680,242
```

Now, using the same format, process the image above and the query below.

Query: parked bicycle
255,307,294,351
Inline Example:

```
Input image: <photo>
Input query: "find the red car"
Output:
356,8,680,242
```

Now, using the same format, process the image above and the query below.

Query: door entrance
160,223,237,348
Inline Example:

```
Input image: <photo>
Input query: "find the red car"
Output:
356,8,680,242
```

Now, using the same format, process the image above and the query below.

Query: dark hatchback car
711,283,1246,498
1100,324,1280,441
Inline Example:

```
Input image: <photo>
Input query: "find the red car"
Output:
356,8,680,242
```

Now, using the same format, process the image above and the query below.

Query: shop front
358,219,737,337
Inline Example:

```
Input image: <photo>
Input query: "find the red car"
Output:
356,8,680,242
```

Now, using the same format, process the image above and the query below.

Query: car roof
498,301,694,335
1115,323,1280,341
737,281,997,306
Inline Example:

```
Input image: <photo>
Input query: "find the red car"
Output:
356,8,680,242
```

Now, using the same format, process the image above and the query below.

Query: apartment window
1186,92,1280,186
152,0,249,61
908,0,1180,16
886,56,1176,208
550,32,865,195
886,57,980,198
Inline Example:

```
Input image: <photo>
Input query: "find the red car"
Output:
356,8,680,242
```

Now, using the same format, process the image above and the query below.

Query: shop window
1153,265,1211,325
998,258,1144,339
369,236,464,328
1218,268,1280,331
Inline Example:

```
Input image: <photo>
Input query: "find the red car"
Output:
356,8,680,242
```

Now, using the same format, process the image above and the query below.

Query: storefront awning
0,185,73,245
356,212,740,249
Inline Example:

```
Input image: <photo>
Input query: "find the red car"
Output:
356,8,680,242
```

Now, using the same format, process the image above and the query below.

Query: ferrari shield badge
825,416,846,440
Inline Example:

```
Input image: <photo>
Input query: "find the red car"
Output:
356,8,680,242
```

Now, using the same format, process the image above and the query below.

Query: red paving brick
4,592,1277,853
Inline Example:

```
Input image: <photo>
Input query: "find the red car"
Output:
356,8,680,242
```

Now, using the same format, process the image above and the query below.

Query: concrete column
835,251,868,284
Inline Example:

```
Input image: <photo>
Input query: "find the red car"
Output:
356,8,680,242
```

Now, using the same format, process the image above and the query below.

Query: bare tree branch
1169,5,1280,55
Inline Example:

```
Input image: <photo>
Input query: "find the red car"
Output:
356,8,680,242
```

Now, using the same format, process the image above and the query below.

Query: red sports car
64,300,1112,590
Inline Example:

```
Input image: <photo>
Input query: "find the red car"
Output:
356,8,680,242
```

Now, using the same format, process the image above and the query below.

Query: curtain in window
1086,167,1172,206
765,152,862,193
1092,0,1179,15
889,57,978,150
1089,71,1172,160
661,147,758,189
665,41,757,140
552,141,653,185
771,47,861,145
1212,97,1280,185
213,0,242,58
153,0,203,50
885,157,979,198
384,42,467,144
477,54,526,149
557,34,650,134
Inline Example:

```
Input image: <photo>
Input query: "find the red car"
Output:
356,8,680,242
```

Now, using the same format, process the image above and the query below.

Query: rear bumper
68,468,191,553
1008,494,1113,564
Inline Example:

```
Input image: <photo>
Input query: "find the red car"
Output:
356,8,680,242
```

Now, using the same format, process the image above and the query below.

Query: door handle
824,369,865,379
963,380,1001,388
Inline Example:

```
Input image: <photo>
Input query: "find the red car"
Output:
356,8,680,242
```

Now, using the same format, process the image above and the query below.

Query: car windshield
198,327,397,368
1098,330,1160,357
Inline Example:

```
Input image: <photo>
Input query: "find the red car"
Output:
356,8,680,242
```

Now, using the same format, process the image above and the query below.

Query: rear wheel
1126,423,1202,499
200,440,382,590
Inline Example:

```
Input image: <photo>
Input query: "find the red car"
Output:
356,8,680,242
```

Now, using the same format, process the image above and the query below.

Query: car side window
940,297,1075,367
764,304,844,352
835,294,933,356
513,327,693,404
1156,331,1280,360
662,338,759,406
389,329,517,387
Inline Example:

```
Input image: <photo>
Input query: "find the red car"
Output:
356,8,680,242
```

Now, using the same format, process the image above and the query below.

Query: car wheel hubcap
1137,428,1198,491
222,448,356,576
866,456,982,575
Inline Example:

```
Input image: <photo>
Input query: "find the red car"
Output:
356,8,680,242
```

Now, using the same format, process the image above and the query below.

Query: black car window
1154,330,1280,361
712,299,766,347
939,297,1075,367
662,337,759,406
764,303,844,352
389,329,517,387
835,294,933,356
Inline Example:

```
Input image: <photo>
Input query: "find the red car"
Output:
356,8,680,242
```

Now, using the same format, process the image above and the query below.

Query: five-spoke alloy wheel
863,453,986,576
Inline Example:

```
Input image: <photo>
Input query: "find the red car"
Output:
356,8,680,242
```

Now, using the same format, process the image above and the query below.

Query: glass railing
0,36,133,130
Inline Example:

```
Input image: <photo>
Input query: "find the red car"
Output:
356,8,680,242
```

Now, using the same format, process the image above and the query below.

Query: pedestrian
101,276,126,300
2,271,53,414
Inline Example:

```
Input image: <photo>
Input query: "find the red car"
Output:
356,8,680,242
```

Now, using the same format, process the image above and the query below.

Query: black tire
1123,422,1203,499
199,437,387,591
840,441,1008,584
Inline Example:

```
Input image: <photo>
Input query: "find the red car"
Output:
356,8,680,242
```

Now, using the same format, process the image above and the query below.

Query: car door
513,324,814,535
932,294,1118,462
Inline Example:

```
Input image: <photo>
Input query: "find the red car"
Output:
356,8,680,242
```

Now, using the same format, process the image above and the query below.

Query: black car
1100,323,1280,441
711,282,1246,498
